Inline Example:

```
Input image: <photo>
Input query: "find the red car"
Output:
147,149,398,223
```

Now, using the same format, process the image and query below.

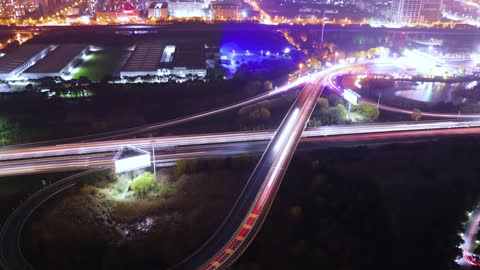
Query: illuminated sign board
342,89,360,105
115,154,151,173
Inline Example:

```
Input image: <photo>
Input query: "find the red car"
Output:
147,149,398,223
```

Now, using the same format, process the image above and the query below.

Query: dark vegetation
308,92,380,127
232,136,480,270
0,76,281,144
22,156,258,270
0,171,78,222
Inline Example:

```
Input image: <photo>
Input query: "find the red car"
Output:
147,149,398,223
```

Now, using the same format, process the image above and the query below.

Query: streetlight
321,16,326,43
335,52,338,64
376,92,382,109
298,63,304,73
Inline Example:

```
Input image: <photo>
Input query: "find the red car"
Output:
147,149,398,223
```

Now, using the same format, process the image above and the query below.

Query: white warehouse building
23,44,91,79
0,44,57,80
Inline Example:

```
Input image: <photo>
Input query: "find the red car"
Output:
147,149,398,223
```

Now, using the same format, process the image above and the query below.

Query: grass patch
71,49,128,81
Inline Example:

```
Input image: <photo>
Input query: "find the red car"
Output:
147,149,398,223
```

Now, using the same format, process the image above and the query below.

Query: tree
411,109,422,121
461,102,480,114
244,80,262,96
248,107,271,123
0,118,20,146
130,172,156,197
207,67,226,81
176,159,188,176
186,159,202,173
352,103,380,121
316,97,329,111
326,93,343,106
263,80,273,91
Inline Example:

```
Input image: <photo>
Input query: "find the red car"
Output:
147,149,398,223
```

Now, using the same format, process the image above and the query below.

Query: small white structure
342,89,360,105
113,146,152,174
342,89,361,118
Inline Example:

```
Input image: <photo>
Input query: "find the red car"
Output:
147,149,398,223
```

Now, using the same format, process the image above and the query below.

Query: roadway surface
0,168,107,270
3,59,480,270
461,207,480,267
171,68,326,270
2,120,480,176
4,23,480,36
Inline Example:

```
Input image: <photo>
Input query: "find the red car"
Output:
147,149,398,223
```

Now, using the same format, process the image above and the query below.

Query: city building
390,0,422,24
421,0,442,22
94,0,142,12
353,0,392,18
120,41,207,79
39,0,76,17
0,44,56,80
211,2,240,20
23,44,90,79
0,0,37,19
168,0,210,18
96,10,140,20
147,2,169,19
121,40,169,77
166,43,207,77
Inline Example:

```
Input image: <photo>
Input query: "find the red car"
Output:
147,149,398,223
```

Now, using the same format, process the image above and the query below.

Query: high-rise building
95,0,143,12
390,0,422,24
39,0,61,17
1,0,28,19
421,0,442,22
211,2,239,20
168,0,210,18
147,2,169,19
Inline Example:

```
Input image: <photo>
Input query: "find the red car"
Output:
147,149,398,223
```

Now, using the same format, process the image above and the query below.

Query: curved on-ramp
0,168,108,270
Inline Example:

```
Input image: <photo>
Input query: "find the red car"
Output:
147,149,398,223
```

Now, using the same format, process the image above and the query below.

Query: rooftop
149,2,168,8
211,2,239,8
25,44,87,74
0,44,50,74
122,41,165,72
171,43,205,69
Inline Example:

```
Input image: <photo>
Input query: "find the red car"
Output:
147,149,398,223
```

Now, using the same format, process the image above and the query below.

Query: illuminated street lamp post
152,144,156,176
376,93,382,109
299,63,304,74
321,16,326,43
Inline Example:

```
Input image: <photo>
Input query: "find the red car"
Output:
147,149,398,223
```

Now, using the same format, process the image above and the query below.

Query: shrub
411,108,422,121
352,102,380,121
316,97,329,111
176,159,188,176
130,172,157,197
